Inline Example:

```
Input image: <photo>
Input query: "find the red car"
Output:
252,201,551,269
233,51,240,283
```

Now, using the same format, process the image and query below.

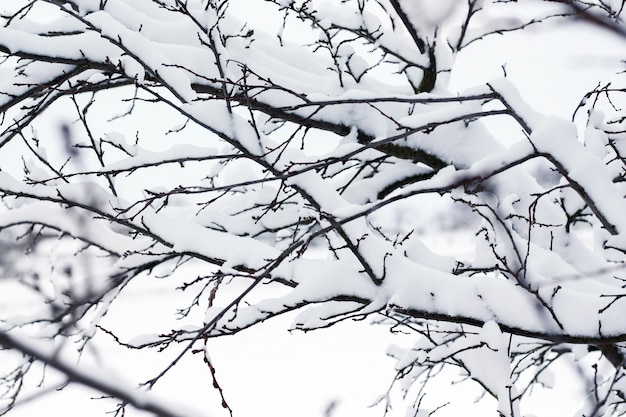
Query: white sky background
4,1,626,417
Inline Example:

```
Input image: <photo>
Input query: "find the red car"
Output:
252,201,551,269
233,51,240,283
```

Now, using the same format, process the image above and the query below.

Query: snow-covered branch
2,0,626,416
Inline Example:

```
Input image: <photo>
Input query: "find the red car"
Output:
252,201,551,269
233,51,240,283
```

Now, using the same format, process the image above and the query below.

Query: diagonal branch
0,330,211,417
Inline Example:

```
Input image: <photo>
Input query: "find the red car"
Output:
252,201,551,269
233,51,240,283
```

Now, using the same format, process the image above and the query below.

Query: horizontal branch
390,305,626,345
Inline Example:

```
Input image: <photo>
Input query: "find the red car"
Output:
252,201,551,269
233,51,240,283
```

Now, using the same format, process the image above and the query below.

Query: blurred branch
0,330,210,417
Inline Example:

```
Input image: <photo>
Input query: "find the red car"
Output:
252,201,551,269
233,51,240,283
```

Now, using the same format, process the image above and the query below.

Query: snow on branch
2,0,626,416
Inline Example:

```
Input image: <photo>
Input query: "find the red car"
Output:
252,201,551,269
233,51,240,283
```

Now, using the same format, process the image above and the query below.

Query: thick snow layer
2,1,626,417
